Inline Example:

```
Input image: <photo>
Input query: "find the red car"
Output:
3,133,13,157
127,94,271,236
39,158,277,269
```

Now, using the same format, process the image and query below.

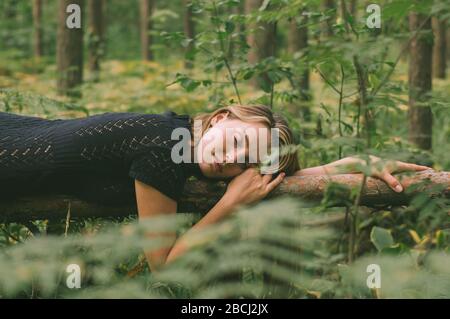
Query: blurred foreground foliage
0,198,448,299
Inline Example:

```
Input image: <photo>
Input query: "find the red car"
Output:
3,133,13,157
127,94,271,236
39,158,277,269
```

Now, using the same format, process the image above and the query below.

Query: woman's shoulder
86,110,191,125
78,111,192,149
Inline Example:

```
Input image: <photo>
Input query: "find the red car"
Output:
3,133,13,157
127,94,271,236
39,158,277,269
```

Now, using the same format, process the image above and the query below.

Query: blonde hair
193,104,300,175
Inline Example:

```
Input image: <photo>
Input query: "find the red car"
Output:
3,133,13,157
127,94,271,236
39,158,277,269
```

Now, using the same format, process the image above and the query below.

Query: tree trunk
432,17,447,79
32,0,43,58
2,0,17,48
348,0,357,17
447,27,450,61
408,13,433,150
139,0,155,61
288,12,310,102
288,11,311,120
1,171,448,223
245,0,276,89
56,0,84,97
322,0,336,37
353,55,375,148
87,0,104,81
183,0,195,69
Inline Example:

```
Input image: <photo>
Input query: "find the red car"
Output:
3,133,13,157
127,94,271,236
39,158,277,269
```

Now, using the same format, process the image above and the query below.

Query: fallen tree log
0,170,448,223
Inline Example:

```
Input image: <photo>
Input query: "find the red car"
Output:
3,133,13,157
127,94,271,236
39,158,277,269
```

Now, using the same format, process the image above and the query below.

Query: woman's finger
245,167,260,176
396,161,431,172
262,174,273,185
381,172,403,192
265,172,285,193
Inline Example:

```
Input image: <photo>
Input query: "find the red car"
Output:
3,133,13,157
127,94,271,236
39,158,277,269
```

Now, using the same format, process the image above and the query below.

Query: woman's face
195,113,270,178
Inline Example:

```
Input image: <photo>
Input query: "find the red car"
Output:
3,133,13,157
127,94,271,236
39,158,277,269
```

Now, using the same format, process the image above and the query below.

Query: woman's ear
210,111,230,127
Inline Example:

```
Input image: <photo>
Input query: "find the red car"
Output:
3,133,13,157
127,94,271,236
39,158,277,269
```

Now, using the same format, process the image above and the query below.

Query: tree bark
408,12,433,150
183,0,195,69
353,55,375,148
322,0,336,37
432,17,447,79
245,0,276,89
2,0,17,48
447,26,450,61
348,0,357,17
56,0,84,97
288,12,309,102
32,0,43,58
139,0,155,61
87,0,104,81
1,170,448,223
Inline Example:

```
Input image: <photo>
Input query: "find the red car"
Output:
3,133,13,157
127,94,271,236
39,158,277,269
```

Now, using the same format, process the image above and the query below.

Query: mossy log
0,170,448,223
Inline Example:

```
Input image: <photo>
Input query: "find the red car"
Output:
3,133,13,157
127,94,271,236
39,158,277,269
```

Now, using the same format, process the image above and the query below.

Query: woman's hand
223,168,286,206
366,157,430,193
296,155,431,193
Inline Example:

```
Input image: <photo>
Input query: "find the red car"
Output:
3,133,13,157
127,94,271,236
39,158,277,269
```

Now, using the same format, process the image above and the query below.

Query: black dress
0,110,203,205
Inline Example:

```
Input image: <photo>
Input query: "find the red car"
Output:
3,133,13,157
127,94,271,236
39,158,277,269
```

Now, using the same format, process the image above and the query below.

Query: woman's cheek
198,134,215,163
222,165,244,178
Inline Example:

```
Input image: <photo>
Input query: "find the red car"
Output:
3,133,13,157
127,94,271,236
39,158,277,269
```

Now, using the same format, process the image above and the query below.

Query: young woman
0,105,428,271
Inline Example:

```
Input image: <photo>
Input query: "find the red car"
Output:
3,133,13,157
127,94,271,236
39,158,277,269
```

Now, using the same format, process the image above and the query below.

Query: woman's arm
136,181,236,272
294,155,380,176
165,194,237,264
294,155,430,192
134,180,177,272
135,169,285,272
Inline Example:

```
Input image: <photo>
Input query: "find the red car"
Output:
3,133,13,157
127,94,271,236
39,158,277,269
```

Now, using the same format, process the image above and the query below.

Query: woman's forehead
218,119,268,130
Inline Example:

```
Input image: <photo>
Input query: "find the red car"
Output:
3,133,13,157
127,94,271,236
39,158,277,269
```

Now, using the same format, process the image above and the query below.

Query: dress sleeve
129,147,186,202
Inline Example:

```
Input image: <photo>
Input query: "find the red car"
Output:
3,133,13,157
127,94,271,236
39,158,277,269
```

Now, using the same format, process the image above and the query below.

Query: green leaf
202,80,212,87
182,79,200,92
258,77,272,93
368,73,380,90
215,60,225,72
175,73,201,92
239,69,254,80
381,0,412,20
370,227,395,252
225,21,235,34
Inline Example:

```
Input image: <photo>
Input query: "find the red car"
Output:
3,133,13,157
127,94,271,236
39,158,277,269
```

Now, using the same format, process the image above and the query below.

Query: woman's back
0,111,200,204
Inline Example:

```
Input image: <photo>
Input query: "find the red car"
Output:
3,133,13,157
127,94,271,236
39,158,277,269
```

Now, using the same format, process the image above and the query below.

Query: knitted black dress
0,111,203,205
